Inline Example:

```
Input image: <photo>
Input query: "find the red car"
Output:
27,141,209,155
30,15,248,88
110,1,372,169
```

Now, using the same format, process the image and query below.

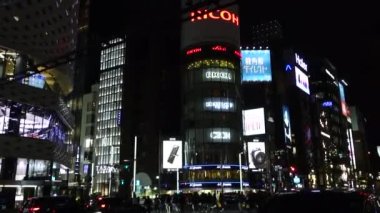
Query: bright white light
295,67,310,95
295,53,308,71
13,16,19,21
242,108,266,136
325,69,335,80
209,131,230,140
321,131,330,138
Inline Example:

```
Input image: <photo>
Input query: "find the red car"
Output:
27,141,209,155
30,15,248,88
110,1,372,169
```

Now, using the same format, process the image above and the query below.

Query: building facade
93,37,126,196
180,0,247,190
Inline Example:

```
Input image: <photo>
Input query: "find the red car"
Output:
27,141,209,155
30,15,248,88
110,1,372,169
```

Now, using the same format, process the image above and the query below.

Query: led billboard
282,106,292,145
248,142,266,169
339,83,349,117
241,50,272,82
163,140,183,169
242,108,266,136
295,66,310,95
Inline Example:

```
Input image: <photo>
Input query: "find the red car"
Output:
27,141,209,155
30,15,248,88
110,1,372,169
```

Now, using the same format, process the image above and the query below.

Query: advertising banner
248,142,266,169
241,50,272,82
242,108,266,136
282,106,292,145
295,66,310,95
163,140,183,169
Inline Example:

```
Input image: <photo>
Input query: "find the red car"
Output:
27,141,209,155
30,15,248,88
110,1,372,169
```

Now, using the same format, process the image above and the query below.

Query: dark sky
95,0,380,146
240,0,380,146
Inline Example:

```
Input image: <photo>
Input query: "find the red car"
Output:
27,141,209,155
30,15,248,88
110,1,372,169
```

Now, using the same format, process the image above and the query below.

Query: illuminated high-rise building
180,0,246,190
93,37,126,195
310,58,353,188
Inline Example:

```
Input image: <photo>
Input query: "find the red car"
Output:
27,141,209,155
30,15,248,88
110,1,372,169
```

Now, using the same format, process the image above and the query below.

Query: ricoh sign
190,9,239,26
181,0,240,49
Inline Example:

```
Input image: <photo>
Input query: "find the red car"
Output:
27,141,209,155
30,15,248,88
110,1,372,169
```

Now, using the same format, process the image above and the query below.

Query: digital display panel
248,142,266,169
339,83,349,116
22,73,45,89
163,140,183,169
242,108,266,136
283,106,292,145
295,66,310,95
241,50,272,82
204,97,235,112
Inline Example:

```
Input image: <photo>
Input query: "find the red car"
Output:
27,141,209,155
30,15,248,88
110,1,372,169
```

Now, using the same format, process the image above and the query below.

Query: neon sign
322,101,333,107
234,50,241,58
190,9,239,26
295,53,308,71
186,47,202,55
212,45,227,52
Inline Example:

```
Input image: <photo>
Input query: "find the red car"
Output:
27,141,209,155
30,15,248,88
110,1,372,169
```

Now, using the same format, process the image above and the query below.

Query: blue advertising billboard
241,50,272,82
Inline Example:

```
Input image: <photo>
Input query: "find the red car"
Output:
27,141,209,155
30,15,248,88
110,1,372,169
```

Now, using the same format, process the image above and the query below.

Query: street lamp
239,152,244,192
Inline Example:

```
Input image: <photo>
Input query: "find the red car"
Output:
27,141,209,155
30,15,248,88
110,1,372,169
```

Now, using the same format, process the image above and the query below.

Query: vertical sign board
283,106,292,146
163,140,183,169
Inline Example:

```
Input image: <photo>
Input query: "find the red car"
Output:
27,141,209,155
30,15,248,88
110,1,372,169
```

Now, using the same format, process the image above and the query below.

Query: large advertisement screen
181,0,240,49
242,108,266,136
248,142,266,169
163,140,183,169
339,83,349,117
295,66,310,95
241,50,272,82
283,106,292,145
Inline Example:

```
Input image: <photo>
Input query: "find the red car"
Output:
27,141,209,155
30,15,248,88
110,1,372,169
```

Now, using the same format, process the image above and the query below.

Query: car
19,196,80,213
85,197,147,213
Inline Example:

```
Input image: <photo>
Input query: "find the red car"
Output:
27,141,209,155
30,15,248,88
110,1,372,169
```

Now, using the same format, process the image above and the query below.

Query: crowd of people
132,191,271,212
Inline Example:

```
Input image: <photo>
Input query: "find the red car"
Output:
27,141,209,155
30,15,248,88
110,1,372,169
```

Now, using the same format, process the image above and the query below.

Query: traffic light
290,166,296,173
120,160,130,187
122,159,131,171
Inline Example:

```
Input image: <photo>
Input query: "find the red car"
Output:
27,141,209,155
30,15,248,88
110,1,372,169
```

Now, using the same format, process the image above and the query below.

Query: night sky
94,0,380,147
239,0,380,147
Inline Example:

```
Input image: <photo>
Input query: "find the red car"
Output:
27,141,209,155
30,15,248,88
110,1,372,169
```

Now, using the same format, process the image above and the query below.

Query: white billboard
295,66,310,95
242,108,266,136
163,140,183,169
248,142,266,169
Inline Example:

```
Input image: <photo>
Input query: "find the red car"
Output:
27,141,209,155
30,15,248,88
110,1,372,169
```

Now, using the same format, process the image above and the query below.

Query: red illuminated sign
234,50,241,58
190,9,239,26
186,47,202,55
212,45,227,52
